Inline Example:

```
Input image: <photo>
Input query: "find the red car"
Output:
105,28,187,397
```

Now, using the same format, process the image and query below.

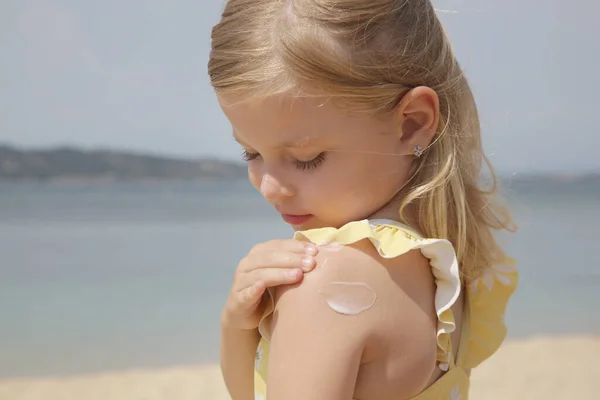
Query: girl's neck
367,196,419,230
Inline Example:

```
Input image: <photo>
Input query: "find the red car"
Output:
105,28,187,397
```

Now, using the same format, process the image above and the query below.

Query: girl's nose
260,174,293,201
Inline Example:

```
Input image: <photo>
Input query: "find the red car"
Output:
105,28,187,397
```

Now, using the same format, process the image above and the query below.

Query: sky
0,0,598,174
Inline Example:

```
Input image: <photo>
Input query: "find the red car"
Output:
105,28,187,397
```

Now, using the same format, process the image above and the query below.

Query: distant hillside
0,145,247,182
1,144,598,184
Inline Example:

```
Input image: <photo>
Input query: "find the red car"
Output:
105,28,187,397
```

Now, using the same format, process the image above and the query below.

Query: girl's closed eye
241,149,259,162
241,149,327,171
294,152,326,171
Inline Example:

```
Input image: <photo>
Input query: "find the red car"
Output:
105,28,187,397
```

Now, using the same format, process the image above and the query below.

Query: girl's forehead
221,93,396,150
233,129,326,150
223,96,344,142
221,94,333,117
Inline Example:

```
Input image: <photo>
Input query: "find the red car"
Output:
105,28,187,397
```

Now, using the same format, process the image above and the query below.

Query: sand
1,335,598,400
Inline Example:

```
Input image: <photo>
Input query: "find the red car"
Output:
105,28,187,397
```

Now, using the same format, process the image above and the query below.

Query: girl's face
218,91,438,230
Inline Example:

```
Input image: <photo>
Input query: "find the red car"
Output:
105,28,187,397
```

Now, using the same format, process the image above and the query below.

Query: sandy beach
1,335,597,400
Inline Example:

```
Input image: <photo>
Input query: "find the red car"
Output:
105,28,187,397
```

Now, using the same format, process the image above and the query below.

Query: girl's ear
395,86,440,152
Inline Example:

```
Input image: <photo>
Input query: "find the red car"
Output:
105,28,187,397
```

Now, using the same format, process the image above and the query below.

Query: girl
209,1,518,399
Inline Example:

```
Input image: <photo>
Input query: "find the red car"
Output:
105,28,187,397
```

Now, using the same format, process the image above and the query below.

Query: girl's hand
222,239,318,331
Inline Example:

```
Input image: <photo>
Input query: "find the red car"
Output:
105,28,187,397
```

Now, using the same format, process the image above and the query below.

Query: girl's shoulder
255,219,518,398
261,219,447,398
290,218,518,370
292,219,462,367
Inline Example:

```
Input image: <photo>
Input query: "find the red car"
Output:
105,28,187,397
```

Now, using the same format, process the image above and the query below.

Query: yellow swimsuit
254,219,518,400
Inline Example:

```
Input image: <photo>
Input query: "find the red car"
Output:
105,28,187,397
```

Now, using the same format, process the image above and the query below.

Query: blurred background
1,0,599,399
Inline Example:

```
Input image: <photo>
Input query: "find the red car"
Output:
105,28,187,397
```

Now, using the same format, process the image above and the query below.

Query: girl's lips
280,214,313,225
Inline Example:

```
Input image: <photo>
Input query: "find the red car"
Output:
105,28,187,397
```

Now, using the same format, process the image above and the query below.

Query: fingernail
305,245,318,255
301,257,315,271
288,269,301,278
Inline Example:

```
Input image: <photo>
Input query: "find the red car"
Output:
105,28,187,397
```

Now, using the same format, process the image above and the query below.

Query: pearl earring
413,145,424,158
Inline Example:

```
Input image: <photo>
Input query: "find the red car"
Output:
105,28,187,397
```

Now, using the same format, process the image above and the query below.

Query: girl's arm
220,317,261,400
266,240,439,400
219,238,317,399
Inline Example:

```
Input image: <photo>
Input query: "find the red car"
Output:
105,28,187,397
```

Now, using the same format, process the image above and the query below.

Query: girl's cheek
248,164,262,190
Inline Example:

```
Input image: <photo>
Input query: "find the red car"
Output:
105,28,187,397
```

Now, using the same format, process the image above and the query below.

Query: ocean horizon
0,179,598,379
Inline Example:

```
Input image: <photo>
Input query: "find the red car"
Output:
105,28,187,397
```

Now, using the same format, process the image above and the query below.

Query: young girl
209,1,518,399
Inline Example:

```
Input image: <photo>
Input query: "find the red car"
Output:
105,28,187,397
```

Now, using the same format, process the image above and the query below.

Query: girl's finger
251,267,304,289
252,239,318,257
245,252,317,273
235,280,266,309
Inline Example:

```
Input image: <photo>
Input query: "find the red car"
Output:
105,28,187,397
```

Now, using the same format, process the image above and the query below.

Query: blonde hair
208,0,516,281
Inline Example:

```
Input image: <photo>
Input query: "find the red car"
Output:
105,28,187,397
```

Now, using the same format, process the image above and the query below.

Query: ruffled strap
458,257,518,369
286,218,463,370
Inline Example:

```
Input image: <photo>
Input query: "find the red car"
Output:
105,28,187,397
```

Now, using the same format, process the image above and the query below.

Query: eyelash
241,150,326,171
